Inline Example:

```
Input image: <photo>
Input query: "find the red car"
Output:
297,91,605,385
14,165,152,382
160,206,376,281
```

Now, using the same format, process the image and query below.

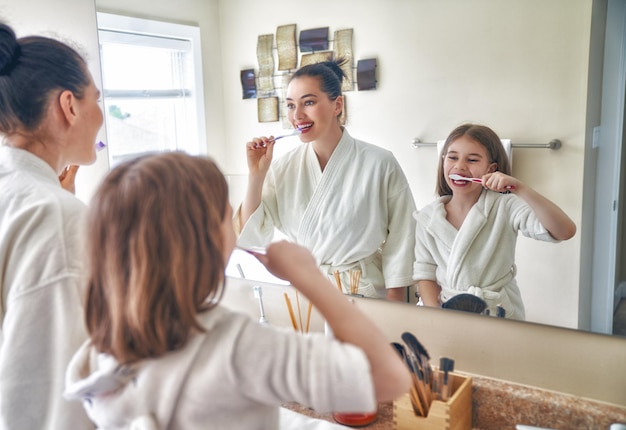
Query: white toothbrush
272,128,302,142
449,174,483,184
253,285,269,325
449,173,515,190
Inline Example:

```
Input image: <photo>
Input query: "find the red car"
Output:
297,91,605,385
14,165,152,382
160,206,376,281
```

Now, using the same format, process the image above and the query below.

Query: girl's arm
417,280,441,307
253,241,412,402
483,172,576,240
240,137,275,227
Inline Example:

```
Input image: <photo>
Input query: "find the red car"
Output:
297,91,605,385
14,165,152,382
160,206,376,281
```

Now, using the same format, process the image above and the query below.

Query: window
97,13,206,166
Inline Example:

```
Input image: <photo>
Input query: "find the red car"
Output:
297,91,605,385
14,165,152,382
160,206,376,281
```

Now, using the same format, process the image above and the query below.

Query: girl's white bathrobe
64,306,376,430
236,129,416,298
412,190,559,320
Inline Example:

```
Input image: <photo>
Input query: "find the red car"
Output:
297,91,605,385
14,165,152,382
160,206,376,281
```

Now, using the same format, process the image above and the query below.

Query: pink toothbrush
449,174,515,190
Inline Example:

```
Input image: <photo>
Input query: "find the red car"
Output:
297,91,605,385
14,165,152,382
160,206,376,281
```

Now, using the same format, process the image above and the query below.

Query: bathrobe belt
440,264,517,302
319,252,378,278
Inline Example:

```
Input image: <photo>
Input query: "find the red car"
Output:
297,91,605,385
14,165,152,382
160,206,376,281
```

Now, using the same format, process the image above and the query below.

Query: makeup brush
442,293,488,314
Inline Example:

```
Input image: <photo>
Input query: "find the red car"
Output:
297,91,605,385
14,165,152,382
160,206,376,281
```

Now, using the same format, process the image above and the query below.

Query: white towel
437,138,513,164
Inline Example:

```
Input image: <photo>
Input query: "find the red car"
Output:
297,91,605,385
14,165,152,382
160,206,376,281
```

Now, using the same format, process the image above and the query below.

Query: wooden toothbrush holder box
393,371,472,430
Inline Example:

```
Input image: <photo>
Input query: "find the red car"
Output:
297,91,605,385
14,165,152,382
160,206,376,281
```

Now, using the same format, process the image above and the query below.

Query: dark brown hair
0,23,90,135
290,58,348,121
85,152,229,364
436,123,512,196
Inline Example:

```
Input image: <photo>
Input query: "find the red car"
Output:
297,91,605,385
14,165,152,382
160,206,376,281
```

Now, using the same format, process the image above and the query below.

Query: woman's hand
246,136,275,178
58,165,79,194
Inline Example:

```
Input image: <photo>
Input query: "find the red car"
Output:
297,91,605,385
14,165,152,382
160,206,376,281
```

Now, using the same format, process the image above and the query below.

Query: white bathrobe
64,306,376,430
0,146,93,430
236,129,416,298
413,190,559,320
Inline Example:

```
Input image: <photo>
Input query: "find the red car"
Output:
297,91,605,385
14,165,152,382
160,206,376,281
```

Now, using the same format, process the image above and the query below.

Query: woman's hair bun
0,23,20,76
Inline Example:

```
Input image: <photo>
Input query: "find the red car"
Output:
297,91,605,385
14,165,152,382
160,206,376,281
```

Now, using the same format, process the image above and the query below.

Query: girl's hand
246,136,275,177
251,241,317,286
482,171,521,193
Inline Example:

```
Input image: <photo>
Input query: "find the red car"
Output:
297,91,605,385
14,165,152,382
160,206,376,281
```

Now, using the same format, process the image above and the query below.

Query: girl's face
443,135,497,192
285,76,343,143
220,203,236,266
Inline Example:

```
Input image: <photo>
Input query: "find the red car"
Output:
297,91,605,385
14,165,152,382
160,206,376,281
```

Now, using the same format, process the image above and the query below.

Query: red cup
332,410,378,427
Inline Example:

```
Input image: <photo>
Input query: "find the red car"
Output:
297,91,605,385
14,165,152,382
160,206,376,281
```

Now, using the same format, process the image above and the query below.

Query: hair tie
0,45,21,76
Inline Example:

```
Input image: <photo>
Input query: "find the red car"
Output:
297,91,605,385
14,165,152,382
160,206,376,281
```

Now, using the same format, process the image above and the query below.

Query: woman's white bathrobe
236,129,416,298
412,190,559,320
64,306,376,430
0,146,93,430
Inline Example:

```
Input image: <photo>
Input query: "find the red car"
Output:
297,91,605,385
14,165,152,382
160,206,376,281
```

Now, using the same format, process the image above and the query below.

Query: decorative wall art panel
240,68,256,99
258,97,279,123
333,29,353,92
256,34,275,95
339,94,347,126
276,24,297,71
299,27,329,52
300,51,333,67
357,58,377,91
245,24,377,124
280,74,292,128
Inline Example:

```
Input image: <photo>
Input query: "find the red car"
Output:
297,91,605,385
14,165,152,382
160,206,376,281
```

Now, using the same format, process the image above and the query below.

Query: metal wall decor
357,59,377,91
276,24,297,71
241,24,378,125
256,34,275,96
258,97,279,123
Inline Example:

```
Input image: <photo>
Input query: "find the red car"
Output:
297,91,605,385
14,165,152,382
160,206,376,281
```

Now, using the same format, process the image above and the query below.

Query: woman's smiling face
285,75,343,143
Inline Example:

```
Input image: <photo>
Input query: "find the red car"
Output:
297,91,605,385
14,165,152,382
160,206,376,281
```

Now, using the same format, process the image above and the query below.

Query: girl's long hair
85,152,229,364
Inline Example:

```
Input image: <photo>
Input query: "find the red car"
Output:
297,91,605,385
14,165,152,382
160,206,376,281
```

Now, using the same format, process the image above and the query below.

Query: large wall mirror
93,0,624,337
4,0,621,338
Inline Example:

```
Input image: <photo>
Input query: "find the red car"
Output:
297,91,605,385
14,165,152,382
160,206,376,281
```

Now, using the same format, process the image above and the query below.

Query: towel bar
411,138,561,150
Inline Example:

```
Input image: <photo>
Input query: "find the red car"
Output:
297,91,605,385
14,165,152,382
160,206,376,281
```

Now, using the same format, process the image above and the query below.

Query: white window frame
96,12,207,158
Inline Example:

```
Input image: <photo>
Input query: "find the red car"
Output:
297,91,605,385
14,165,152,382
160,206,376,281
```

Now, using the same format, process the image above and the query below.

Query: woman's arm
254,241,412,402
240,137,275,227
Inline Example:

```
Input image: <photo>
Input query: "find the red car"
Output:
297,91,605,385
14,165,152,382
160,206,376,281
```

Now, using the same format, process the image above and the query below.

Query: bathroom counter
282,402,394,430
283,375,626,429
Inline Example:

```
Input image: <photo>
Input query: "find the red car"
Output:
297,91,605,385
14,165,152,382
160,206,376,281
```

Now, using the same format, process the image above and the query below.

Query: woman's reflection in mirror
235,58,416,302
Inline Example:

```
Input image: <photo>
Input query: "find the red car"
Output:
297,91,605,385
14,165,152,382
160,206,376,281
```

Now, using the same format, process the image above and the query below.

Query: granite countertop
282,402,394,429
283,374,626,430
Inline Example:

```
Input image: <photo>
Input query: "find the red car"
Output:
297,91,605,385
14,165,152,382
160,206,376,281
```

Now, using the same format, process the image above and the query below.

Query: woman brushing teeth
236,58,416,302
